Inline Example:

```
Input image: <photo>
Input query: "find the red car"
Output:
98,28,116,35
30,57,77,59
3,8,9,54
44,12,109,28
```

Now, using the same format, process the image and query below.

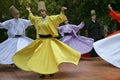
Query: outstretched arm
72,22,85,33
26,6,36,25
0,21,8,29
57,6,67,23
108,4,120,23
108,4,113,11
77,22,85,29
61,6,67,14
23,19,33,29
50,6,67,27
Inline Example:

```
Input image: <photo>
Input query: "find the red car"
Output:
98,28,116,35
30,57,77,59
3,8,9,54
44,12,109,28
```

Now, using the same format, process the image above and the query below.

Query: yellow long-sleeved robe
13,12,81,74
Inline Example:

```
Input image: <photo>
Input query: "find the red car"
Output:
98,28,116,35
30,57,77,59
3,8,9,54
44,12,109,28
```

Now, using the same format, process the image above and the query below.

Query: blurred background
0,0,120,42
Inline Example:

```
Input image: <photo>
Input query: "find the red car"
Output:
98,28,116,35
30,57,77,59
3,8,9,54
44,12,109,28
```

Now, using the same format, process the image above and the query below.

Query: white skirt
94,33,120,68
0,37,33,64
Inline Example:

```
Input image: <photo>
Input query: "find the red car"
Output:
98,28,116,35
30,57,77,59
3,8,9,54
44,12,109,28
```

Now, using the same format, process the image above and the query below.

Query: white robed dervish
0,6,33,64
94,4,120,68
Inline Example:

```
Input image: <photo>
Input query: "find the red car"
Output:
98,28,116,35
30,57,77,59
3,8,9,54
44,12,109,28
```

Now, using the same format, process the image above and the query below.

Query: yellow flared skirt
13,38,81,74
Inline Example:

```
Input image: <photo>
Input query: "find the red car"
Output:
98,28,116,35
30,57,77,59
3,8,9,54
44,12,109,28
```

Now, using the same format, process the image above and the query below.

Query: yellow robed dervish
13,1,80,74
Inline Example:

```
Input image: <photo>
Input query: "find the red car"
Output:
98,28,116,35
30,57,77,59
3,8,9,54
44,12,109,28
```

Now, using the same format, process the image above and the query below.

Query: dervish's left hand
61,6,67,14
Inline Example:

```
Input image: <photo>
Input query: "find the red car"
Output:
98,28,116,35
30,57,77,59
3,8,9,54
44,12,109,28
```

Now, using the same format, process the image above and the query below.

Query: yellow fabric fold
13,12,80,74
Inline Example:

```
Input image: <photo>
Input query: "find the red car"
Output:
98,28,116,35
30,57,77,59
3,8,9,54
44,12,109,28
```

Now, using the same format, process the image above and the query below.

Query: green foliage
0,29,8,43
0,0,120,42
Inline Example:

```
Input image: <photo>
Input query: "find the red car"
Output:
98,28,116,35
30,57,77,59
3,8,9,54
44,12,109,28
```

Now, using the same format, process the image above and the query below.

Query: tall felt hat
9,5,19,15
91,9,96,16
38,0,46,11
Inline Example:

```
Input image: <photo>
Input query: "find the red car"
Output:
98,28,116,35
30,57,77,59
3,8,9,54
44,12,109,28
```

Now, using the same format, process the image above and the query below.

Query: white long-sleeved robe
0,18,33,64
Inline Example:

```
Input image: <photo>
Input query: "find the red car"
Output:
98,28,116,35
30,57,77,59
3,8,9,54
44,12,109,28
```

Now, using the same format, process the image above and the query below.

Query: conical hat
9,5,19,15
38,0,46,11
91,9,96,16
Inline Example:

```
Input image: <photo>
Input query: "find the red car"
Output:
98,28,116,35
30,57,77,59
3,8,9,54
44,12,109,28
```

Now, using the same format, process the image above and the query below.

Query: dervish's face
64,20,69,24
40,9,46,18
91,15,96,20
13,12,20,19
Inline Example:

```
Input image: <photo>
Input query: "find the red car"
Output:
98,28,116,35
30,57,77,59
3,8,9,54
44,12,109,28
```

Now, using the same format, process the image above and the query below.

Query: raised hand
61,7,67,11
81,21,84,24
61,6,67,14
26,5,31,12
108,4,112,11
